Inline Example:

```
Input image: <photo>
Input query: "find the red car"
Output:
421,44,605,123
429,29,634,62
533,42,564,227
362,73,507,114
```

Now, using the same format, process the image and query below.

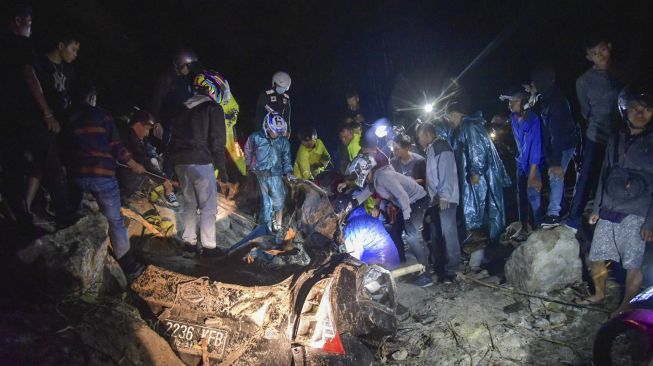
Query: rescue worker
169,70,229,258
337,122,362,175
442,105,511,253
245,113,296,232
255,71,292,136
347,154,432,287
293,126,331,180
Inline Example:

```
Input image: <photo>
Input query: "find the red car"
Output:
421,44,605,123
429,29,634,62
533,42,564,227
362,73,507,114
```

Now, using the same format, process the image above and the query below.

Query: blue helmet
263,113,287,137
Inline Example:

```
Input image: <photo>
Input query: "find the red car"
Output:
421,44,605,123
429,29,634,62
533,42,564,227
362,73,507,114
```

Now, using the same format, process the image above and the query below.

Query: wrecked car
131,179,398,365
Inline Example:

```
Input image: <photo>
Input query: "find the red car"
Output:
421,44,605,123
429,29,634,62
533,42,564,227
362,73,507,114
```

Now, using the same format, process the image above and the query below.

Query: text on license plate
163,319,228,356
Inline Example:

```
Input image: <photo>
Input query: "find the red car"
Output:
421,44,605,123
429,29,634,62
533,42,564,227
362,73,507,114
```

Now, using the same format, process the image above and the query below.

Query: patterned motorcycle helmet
346,153,377,188
263,113,288,137
193,70,228,104
618,83,653,124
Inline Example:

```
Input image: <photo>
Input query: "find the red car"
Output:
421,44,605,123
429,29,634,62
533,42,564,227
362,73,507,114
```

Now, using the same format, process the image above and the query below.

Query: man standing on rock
578,84,653,316
67,82,146,281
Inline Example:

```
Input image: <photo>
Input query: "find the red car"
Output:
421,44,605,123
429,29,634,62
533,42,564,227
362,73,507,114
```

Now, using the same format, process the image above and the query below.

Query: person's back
373,165,427,213
169,94,227,175
172,70,228,258
539,87,578,156
69,104,130,178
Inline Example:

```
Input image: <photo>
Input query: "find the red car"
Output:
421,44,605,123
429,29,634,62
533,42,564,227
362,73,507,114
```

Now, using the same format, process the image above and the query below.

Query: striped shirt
69,105,132,177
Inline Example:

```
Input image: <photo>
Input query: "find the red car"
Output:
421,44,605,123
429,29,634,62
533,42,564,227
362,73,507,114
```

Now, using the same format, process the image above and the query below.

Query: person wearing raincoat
245,113,296,232
293,125,331,180
219,84,247,199
442,105,512,250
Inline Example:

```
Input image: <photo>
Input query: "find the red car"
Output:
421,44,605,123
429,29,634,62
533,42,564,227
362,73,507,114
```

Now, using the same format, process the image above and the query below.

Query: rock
392,349,408,361
468,248,485,269
548,312,567,325
533,317,550,329
504,226,582,293
73,299,185,366
17,213,110,293
473,269,490,279
503,302,524,314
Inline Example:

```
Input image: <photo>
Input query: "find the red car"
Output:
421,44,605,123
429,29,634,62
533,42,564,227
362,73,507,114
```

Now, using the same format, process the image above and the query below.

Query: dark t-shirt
0,32,36,117
391,152,426,183
36,55,75,115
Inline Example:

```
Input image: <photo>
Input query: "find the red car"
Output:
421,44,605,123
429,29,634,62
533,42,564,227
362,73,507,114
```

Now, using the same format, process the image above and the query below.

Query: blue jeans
546,147,575,217
567,138,606,229
257,175,286,227
175,164,217,249
517,169,542,226
74,176,130,259
403,196,430,268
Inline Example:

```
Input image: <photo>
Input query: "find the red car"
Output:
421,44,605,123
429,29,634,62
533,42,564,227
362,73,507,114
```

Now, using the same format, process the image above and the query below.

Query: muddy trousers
176,164,217,249
257,175,286,228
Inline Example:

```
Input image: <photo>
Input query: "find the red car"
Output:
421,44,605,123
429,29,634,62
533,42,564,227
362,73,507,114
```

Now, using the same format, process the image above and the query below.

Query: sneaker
541,215,562,229
124,261,146,283
441,274,456,285
563,223,578,234
164,192,180,209
510,228,530,242
201,247,224,259
117,250,146,283
413,273,433,288
182,243,197,258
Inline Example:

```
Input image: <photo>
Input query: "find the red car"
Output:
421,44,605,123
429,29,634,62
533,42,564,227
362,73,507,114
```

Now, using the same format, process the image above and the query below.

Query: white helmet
272,71,291,91
346,153,377,188
263,113,288,137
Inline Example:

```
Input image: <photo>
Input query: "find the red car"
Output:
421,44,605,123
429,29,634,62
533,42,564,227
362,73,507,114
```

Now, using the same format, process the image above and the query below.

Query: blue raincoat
438,112,511,242
343,207,400,270
245,130,293,226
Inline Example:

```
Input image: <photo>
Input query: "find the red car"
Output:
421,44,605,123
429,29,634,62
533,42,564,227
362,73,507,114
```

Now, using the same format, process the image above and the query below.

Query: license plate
162,319,228,358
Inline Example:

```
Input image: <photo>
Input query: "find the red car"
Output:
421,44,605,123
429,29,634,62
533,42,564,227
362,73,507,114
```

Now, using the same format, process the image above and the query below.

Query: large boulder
505,226,582,293
17,213,115,294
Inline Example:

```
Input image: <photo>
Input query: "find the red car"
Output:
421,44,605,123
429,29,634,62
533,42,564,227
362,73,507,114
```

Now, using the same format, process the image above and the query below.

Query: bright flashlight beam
423,103,433,113
440,15,527,97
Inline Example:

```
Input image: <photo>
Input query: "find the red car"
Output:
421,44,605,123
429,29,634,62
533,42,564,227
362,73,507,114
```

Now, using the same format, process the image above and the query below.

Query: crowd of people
1,4,652,317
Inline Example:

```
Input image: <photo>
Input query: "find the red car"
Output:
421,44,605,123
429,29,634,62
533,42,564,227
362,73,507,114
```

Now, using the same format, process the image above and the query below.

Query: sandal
573,296,605,306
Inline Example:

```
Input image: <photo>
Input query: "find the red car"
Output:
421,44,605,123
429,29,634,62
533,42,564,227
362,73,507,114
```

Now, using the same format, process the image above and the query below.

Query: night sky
15,0,653,146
